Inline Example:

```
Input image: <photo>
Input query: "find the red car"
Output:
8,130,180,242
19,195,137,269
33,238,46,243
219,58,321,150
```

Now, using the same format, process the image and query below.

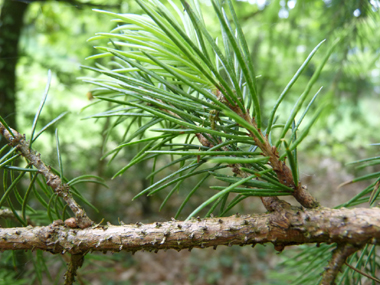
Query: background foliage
0,0,379,284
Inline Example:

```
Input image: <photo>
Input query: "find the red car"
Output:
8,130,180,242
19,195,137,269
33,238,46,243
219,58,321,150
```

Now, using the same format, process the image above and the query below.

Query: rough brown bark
0,207,378,254
320,244,360,285
64,253,85,285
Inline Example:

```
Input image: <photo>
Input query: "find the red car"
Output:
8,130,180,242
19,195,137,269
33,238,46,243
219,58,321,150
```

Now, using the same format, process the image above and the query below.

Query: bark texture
321,244,360,285
0,207,379,254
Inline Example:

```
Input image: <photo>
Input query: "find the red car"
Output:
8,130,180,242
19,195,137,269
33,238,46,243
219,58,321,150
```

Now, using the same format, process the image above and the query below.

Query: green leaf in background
186,174,256,220
30,70,52,149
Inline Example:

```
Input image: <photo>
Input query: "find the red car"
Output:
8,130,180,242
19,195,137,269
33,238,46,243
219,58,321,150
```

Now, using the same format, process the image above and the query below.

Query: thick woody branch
0,123,93,229
320,244,360,285
1,207,379,255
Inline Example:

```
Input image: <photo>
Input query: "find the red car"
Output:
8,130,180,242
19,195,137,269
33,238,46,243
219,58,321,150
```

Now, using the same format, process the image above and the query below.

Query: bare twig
0,123,93,229
344,261,380,284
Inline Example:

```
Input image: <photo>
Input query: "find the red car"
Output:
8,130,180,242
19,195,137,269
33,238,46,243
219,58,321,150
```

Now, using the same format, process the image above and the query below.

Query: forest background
0,0,380,284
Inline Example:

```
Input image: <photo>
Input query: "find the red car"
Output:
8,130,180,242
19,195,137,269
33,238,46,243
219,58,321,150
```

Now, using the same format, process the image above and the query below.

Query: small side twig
64,253,86,285
234,106,320,209
320,243,361,285
344,261,380,284
0,123,93,229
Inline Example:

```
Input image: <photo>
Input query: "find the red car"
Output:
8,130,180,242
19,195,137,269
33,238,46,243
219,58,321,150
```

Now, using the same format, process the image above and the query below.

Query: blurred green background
0,0,379,284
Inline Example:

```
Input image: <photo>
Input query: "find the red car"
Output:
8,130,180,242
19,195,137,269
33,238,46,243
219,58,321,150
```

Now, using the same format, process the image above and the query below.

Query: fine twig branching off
0,123,93,229
321,244,361,285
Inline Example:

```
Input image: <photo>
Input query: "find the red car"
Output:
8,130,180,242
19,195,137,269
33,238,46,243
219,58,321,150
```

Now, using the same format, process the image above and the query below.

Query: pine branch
196,105,319,210
0,122,93,229
1,207,379,254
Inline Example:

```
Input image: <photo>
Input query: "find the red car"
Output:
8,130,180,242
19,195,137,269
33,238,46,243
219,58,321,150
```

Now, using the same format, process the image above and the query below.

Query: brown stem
64,253,86,285
320,244,360,285
1,207,379,254
0,123,93,229
233,107,319,209
344,261,380,283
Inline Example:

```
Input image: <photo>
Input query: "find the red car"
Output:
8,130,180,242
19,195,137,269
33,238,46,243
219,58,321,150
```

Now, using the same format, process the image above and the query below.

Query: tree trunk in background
0,2,29,271
0,0,28,142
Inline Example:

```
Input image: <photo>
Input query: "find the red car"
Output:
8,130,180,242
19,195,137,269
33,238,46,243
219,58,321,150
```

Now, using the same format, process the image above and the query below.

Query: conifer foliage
1,1,379,284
